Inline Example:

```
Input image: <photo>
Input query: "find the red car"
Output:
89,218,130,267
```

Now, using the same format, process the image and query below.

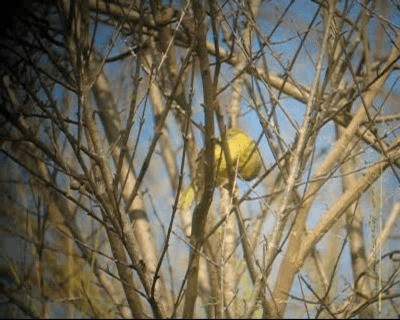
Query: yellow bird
179,128,262,209
213,128,262,183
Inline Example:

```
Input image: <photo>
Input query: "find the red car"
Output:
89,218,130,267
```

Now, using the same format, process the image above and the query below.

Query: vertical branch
219,187,236,318
246,3,335,318
183,0,216,317
67,1,168,317
339,126,374,318
219,2,261,317
92,62,175,316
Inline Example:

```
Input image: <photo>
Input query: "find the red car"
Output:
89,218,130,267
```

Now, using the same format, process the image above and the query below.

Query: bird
178,128,262,209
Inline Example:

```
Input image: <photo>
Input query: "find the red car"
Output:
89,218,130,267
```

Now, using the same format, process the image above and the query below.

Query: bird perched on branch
178,128,262,209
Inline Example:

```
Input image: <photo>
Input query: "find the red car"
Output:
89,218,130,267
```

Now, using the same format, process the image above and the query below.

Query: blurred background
0,0,399,318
